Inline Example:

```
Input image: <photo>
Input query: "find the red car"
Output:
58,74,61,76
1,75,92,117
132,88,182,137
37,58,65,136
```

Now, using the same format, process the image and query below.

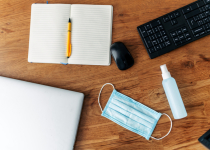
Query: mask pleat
112,98,155,124
105,107,151,136
113,94,160,120
109,101,153,129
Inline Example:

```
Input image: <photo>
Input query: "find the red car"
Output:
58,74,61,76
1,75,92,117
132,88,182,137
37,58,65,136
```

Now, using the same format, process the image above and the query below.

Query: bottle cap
160,64,171,79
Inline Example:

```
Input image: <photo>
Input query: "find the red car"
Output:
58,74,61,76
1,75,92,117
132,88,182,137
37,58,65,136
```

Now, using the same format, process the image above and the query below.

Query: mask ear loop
151,113,172,140
98,83,115,112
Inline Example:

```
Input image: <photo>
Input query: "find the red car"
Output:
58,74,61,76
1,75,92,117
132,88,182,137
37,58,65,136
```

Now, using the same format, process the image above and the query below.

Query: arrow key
187,18,199,29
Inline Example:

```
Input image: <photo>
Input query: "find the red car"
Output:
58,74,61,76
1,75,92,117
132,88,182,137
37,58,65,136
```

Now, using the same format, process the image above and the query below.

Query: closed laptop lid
0,76,84,150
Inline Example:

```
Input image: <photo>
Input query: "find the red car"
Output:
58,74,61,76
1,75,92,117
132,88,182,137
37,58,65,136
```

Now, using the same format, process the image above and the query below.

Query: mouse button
111,50,121,62
116,57,123,64
111,43,120,50
125,53,132,60
125,54,134,66
116,58,125,69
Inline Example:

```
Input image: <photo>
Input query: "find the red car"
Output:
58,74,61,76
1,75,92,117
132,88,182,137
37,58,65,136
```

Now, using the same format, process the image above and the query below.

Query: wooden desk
1,0,210,149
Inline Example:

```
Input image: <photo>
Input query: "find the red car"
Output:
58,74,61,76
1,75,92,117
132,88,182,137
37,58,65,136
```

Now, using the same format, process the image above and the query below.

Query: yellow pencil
66,18,71,58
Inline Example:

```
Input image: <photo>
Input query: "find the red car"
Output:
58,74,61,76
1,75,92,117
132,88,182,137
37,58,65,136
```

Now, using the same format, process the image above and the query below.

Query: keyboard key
158,25,164,30
148,47,155,53
174,11,181,17
171,32,177,37
203,18,209,23
185,32,190,38
197,1,205,7
187,18,199,29
160,42,166,48
205,18,209,22
182,6,192,14
186,37,192,41
194,33,200,37
200,31,206,35
182,27,188,32
204,0,210,4
139,27,148,37
185,9,201,19
190,3,199,10
163,16,170,22
147,30,153,35
198,20,204,26
155,45,161,51
193,26,205,34
145,24,151,30
163,35,169,41
200,6,206,12
161,30,166,35
205,4,210,9
158,37,164,43
205,11,210,16
155,32,162,38
152,40,158,45
144,37,153,48
165,41,171,46
153,27,159,33
169,13,175,19
177,29,182,35
194,16,198,21
149,35,156,40
171,19,178,25
194,15,200,21
179,35,185,40
151,20,161,27
199,13,206,19
173,37,179,43
205,23,210,29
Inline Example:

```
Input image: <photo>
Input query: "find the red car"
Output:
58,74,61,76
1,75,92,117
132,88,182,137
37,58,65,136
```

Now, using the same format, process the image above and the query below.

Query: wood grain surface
1,0,210,149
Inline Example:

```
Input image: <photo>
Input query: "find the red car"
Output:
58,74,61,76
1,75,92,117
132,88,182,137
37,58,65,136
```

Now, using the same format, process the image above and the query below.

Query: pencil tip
69,18,71,22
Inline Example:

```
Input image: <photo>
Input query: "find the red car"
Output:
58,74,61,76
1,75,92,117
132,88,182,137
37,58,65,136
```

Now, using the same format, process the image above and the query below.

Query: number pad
138,20,171,54
147,30,153,35
153,27,159,33
170,26,192,46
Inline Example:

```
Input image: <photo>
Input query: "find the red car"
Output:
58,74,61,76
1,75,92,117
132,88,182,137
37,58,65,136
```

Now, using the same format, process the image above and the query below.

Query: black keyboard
137,0,210,59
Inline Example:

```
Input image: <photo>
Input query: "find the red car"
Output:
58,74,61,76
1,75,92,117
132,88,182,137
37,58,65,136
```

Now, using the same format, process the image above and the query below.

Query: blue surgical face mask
98,83,172,140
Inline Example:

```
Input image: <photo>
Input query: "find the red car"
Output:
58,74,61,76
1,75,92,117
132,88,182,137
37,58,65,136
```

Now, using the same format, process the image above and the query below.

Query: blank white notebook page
28,4,70,64
68,5,113,65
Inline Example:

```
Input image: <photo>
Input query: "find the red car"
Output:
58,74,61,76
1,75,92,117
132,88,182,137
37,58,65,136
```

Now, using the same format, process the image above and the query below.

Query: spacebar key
187,18,199,29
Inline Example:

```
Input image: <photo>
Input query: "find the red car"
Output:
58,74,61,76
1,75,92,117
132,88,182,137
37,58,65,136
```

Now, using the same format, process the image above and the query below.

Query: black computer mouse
110,42,134,70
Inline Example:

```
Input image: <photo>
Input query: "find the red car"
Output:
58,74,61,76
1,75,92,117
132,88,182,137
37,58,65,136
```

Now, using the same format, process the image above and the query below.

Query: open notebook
28,4,113,65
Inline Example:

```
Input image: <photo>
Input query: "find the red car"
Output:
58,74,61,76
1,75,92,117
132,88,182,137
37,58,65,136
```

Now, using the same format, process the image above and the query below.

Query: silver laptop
0,76,84,150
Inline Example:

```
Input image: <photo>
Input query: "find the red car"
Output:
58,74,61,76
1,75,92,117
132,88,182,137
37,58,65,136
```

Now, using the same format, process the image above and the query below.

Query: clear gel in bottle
160,64,187,119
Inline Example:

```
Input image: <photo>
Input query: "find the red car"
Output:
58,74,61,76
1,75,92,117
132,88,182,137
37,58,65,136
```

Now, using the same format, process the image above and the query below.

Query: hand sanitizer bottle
160,64,187,119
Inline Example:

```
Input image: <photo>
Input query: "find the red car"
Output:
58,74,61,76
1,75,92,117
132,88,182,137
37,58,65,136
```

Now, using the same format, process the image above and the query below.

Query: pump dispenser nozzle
160,64,171,79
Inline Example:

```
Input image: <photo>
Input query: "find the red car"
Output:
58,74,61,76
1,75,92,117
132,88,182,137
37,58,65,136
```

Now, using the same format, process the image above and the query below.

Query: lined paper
68,5,113,65
28,4,71,64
